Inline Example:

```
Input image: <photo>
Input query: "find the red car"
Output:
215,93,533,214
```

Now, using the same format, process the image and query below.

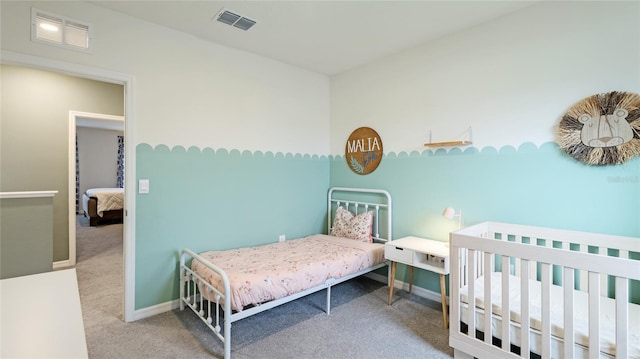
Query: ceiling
90,1,538,76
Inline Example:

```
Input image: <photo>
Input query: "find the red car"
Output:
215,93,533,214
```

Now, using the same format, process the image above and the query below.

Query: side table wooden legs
408,266,414,293
388,262,414,303
387,261,397,305
440,274,449,329
387,262,449,329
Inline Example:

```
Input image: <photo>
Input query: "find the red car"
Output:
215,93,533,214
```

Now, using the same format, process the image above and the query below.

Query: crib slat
588,272,600,359
615,277,628,359
468,249,477,339
483,252,492,345
476,249,483,280
520,259,530,359
563,267,575,359
529,257,536,281
578,244,588,290
460,248,468,288
593,247,608,296
541,263,551,358
514,235,522,276
450,245,462,334
501,255,510,351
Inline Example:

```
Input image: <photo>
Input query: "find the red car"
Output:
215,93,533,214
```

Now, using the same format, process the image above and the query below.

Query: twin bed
179,187,392,359
82,188,124,226
449,222,639,359
179,187,639,359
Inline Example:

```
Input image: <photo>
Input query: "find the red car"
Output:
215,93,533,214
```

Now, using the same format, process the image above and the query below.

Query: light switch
139,179,149,194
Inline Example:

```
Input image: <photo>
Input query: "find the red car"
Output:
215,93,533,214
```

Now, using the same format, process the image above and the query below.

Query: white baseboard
53,260,71,270
365,272,447,304
132,274,446,322
364,272,389,285
133,299,180,321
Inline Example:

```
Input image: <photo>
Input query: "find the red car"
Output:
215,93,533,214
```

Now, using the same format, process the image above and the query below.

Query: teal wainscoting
330,142,640,297
135,144,330,309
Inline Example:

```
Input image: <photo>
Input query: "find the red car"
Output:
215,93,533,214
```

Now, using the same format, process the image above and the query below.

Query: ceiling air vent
215,8,257,31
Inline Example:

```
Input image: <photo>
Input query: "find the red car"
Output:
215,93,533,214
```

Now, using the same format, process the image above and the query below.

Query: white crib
449,222,640,359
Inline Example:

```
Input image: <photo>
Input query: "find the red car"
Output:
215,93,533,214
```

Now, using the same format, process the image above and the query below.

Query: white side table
385,236,450,328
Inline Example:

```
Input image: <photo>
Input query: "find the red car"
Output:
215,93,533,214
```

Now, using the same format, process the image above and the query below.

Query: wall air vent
31,8,91,52
214,8,257,31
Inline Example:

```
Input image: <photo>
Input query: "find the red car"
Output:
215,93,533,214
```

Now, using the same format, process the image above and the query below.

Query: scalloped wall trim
136,143,329,160
137,141,560,159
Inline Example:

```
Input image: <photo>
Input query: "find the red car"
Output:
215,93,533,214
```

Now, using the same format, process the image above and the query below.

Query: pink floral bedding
191,234,385,311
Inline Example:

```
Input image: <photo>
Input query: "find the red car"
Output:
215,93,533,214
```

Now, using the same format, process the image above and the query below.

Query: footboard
180,247,386,359
180,248,232,359
449,222,640,359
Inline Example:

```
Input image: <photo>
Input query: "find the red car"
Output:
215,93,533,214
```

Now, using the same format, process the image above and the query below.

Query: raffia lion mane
558,91,640,165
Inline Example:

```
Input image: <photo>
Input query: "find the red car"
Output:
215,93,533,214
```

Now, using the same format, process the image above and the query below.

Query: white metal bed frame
179,187,392,359
449,222,640,359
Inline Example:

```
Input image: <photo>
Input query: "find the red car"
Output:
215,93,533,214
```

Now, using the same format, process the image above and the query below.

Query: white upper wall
330,1,640,154
1,1,330,155
4,2,639,157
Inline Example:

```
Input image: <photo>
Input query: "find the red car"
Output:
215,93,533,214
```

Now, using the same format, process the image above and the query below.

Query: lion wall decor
557,91,640,165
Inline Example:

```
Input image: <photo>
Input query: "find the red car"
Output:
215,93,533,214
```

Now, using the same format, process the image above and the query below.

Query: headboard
327,187,392,243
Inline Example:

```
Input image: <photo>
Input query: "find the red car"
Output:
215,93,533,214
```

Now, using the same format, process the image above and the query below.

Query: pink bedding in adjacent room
191,234,385,311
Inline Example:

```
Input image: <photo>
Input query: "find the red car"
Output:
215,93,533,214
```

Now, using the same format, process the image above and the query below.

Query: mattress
83,188,124,216
192,234,385,311
460,272,640,358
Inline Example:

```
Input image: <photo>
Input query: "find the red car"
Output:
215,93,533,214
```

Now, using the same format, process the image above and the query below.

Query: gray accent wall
0,65,124,262
0,196,54,278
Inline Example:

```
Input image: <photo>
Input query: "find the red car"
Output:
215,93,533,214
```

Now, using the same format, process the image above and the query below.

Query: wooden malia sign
345,127,383,175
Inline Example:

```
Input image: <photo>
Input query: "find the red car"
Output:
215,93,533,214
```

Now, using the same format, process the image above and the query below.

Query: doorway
1,50,137,322
68,112,125,266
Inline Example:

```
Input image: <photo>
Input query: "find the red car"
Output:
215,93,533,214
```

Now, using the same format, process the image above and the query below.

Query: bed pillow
331,206,373,243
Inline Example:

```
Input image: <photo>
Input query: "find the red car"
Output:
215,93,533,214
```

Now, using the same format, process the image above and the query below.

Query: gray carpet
75,216,454,358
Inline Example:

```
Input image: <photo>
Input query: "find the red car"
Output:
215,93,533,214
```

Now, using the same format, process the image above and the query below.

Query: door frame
1,50,137,322
68,111,125,266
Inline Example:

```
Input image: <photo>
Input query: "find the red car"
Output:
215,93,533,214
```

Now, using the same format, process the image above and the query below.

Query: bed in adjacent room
82,187,124,226
179,187,392,359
